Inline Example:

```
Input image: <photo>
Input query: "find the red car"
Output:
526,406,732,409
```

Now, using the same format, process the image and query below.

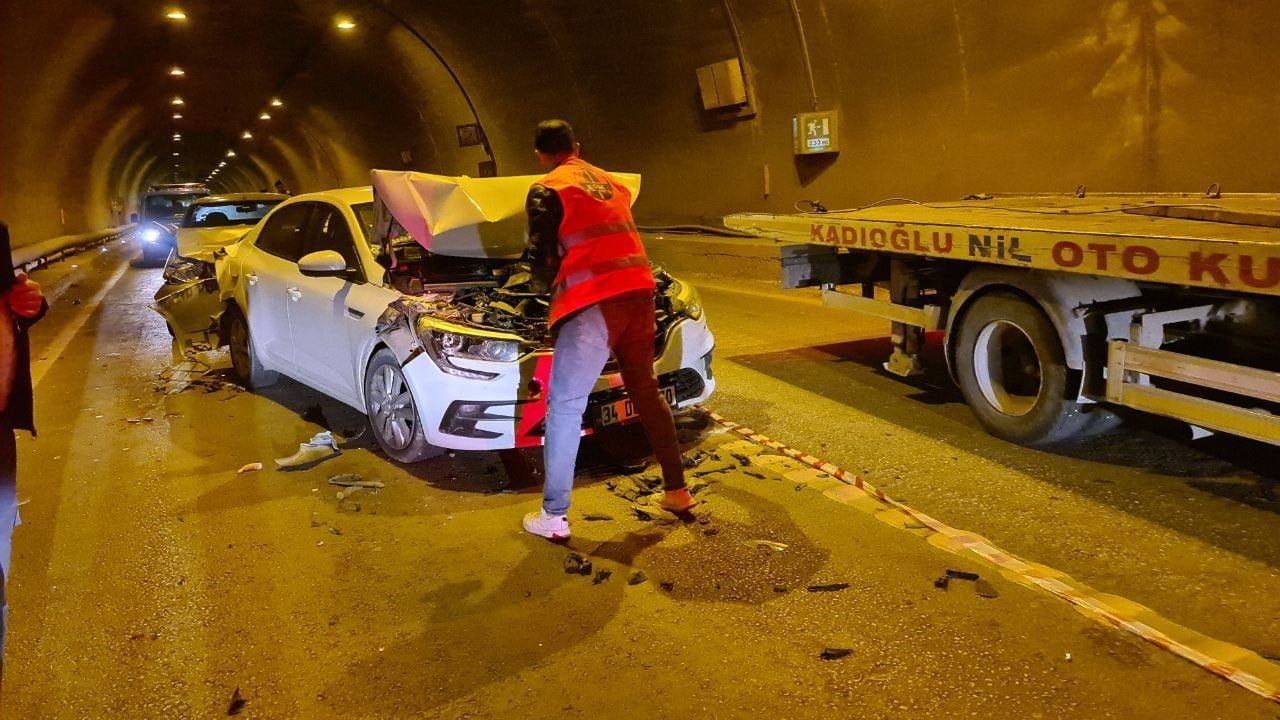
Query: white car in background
212,177,715,462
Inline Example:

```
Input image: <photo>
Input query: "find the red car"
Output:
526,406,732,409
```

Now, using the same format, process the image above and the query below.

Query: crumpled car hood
370,169,641,259
176,226,250,263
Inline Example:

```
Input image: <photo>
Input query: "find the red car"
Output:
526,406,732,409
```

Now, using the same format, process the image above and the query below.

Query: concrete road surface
4,234,1279,719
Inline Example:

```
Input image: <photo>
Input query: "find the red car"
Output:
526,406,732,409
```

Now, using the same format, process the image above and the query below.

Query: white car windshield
184,200,283,228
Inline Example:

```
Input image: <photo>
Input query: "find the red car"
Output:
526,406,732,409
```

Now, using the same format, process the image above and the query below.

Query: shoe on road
659,488,698,513
523,510,570,540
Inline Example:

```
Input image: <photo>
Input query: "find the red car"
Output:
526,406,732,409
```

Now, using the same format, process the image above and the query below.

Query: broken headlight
665,278,704,320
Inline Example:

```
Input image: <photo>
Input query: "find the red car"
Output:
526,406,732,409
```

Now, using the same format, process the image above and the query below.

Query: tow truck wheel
363,348,443,463
954,292,1097,446
225,307,279,389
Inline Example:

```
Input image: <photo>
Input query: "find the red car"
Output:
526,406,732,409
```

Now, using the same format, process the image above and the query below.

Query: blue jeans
542,293,686,515
0,427,17,660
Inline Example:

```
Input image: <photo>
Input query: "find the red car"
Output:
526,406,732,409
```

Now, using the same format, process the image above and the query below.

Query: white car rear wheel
364,348,443,463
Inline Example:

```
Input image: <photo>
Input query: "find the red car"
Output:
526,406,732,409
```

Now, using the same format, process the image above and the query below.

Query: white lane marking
30,261,131,389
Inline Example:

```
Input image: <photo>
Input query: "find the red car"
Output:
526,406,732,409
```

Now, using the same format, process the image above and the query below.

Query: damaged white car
153,193,288,350
205,173,715,461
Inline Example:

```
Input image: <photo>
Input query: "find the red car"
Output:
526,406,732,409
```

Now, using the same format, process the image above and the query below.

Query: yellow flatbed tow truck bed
725,193,1280,297
724,193,1280,447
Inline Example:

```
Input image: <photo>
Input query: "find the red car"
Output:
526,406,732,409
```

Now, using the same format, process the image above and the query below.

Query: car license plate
596,386,677,427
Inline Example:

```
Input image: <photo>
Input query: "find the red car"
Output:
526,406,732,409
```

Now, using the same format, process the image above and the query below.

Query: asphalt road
4,235,1279,719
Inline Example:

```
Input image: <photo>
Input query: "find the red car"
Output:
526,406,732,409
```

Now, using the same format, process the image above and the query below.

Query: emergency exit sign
793,111,839,155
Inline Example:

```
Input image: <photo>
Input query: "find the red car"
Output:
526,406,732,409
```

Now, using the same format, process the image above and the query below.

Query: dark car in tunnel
136,182,209,266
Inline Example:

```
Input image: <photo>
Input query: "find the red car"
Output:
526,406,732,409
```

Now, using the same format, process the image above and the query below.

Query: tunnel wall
5,1,1280,245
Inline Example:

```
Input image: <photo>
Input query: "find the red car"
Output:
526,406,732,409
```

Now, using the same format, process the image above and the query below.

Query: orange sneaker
659,488,698,513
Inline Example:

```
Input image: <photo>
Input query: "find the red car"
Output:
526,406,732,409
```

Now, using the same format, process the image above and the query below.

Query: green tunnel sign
793,111,839,155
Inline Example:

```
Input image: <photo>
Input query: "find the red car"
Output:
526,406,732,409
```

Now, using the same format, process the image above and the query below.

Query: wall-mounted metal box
793,110,840,155
697,58,748,110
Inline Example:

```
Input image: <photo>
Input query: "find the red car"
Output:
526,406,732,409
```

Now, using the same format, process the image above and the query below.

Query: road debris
744,539,788,552
933,576,951,590
659,581,675,592
237,463,263,474
744,471,767,480
583,514,614,522
275,431,341,469
327,474,385,489
125,416,155,424
945,569,980,581
226,687,247,716
563,553,593,576
628,571,648,586
593,569,612,585
819,648,854,661
806,583,850,593
702,527,720,536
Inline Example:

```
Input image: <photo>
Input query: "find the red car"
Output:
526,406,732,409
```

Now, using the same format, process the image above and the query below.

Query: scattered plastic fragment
945,569,980,581
632,507,654,521
126,417,155,424
328,527,343,536
702,527,720,536
327,474,385,489
593,569,612,585
974,579,1000,599
773,585,788,593
227,687,247,716
1064,653,1072,662
744,539,788,552
275,431,340,469
658,581,675,592
933,576,950,590
806,583,850,593
583,514,614,522
563,553,593,576
730,452,751,466
628,571,647,586
744,471,767,480
819,648,854,661
237,463,263,474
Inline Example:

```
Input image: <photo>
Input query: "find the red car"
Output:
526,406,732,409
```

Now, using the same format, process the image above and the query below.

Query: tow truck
725,189,1280,447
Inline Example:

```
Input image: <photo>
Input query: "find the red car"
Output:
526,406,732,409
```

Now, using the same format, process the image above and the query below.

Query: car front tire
225,306,279,389
364,348,443,463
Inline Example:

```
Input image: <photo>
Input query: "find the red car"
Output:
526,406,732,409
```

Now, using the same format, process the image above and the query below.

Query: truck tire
954,292,1099,446
363,348,444,463
225,307,279,389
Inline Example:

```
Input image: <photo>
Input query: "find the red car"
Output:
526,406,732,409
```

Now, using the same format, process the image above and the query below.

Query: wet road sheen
5,236,1278,719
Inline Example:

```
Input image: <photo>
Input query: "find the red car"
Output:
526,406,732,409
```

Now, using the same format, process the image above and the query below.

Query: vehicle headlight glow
141,227,161,243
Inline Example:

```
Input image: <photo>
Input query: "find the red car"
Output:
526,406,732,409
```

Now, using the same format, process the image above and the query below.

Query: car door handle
346,307,365,320
287,287,302,301
246,273,258,286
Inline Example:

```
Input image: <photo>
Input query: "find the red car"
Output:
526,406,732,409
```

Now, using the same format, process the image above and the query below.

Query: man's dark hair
534,120,576,156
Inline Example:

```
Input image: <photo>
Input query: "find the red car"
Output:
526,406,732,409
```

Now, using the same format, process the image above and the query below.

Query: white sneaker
523,510,570,540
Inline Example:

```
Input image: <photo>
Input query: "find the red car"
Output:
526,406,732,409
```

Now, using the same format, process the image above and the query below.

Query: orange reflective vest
538,158,655,327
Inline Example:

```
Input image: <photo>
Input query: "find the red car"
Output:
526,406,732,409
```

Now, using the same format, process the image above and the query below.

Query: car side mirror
298,250,351,278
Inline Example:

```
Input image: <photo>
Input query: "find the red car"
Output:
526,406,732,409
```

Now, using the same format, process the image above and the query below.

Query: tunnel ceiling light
226,150,236,158
335,16,356,30
270,98,283,108
172,113,183,120
241,130,253,140
258,112,271,121
165,8,187,21
172,152,179,156
171,97,184,106
169,66,185,77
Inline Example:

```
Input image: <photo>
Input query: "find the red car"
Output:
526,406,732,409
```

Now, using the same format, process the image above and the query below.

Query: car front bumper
401,314,716,451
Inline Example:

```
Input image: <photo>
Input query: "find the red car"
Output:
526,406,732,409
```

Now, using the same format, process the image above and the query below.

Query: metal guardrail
12,225,134,272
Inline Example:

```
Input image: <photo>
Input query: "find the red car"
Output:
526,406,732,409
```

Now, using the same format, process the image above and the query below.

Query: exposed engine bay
374,222,689,348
